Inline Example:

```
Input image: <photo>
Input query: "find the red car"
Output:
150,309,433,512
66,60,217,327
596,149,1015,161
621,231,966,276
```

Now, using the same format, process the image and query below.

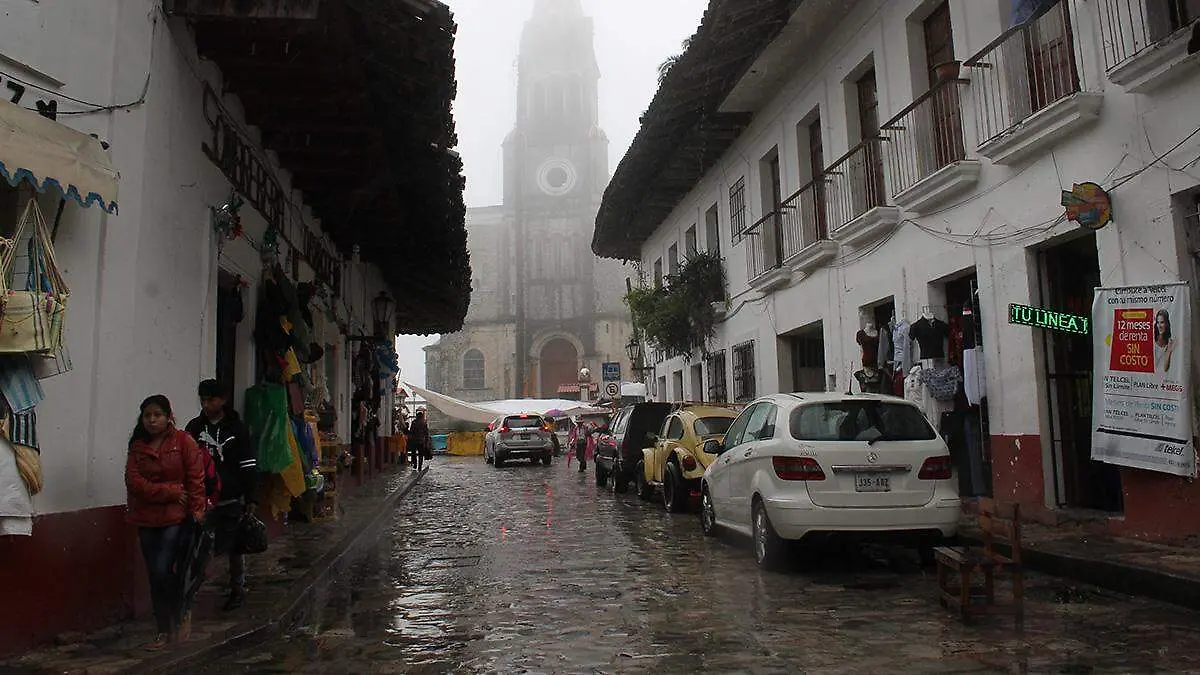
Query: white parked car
699,393,960,569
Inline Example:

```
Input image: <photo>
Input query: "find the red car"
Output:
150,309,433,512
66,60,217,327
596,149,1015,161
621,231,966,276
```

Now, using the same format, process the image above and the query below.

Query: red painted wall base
1110,465,1200,542
989,434,1053,523
0,505,139,657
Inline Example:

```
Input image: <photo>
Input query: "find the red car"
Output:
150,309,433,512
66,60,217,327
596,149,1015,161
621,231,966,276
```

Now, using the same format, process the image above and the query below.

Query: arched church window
463,349,485,389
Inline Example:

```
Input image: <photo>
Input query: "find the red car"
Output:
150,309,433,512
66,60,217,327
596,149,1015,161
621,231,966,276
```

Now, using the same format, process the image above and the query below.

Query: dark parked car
593,402,671,492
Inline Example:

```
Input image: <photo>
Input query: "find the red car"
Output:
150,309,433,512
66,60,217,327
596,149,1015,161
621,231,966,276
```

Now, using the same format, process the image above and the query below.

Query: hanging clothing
893,320,911,371
854,368,884,394
910,317,949,360
961,302,978,349
856,330,881,368
0,355,44,414
904,366,925,405
963,347,987,405
922,366,963,402
877,326,891,368
0,435,33,536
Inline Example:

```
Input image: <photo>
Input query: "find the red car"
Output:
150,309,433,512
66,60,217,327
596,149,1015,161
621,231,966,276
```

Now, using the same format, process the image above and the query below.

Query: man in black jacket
186,379,258,610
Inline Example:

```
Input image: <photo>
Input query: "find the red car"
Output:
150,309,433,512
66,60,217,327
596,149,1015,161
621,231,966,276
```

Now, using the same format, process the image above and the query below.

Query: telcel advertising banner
1092,283,1194,477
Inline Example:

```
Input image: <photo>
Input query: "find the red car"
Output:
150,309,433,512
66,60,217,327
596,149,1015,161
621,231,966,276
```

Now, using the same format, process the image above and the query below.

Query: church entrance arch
539,338,579,397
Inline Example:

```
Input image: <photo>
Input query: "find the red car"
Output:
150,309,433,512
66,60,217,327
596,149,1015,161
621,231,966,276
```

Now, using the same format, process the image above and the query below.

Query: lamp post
371,291,395,339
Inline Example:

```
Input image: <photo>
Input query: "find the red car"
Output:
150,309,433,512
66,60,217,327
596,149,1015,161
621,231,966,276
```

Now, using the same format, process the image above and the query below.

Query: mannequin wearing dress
856,322,880,368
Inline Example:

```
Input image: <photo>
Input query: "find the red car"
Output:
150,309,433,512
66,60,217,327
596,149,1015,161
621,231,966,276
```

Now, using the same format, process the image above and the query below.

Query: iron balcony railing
881,77,970,196
963,0,1086,144
1097,0,1199,70
824,137,888,234
744,211,783,282
779,179,828,260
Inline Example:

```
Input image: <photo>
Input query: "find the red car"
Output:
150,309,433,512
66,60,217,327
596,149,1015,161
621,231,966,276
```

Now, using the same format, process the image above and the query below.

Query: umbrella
175,518,214,616
545,409,566,418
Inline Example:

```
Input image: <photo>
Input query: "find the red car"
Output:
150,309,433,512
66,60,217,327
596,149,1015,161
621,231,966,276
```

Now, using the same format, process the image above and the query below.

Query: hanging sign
1061,182,1113,231
1009,303,1090,334
1091,283,1194,477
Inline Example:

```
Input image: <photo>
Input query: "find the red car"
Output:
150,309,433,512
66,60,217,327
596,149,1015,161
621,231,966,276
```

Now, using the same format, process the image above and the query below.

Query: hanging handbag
0,201,69,354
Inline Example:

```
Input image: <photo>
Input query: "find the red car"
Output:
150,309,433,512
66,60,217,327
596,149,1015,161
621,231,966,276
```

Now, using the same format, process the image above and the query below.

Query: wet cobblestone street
204,457,1200,673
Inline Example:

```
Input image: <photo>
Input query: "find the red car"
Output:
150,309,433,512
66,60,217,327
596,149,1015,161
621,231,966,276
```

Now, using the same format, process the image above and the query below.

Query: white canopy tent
403,383,611,425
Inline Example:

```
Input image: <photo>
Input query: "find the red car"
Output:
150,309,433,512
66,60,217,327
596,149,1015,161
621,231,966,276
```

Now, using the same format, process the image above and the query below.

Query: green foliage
625,250,727,361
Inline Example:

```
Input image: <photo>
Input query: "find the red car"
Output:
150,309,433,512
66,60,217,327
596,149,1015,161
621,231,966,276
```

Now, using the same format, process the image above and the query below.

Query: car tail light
773,456,825,481
500,426,510,434
919,455,953,480
542,423,553,432
681,454,697,471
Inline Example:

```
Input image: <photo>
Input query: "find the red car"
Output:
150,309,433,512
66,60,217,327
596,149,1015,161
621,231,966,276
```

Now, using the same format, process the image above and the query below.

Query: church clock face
535,158,578,196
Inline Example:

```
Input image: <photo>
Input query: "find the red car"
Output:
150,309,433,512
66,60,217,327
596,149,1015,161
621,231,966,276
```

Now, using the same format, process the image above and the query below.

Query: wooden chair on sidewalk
935,497,1024,624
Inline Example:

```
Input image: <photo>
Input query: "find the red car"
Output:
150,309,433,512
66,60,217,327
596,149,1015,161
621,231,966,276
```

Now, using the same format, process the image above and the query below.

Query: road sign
602,362,621,381
604,381,620,398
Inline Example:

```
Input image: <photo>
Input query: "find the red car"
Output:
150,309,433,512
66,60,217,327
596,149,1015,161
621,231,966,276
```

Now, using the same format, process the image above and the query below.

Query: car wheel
663,464,685,513
753,499,785,570
636,460,654,501
543,454,553,466
595,463,608,487
700,487,718,537
495,455,506,468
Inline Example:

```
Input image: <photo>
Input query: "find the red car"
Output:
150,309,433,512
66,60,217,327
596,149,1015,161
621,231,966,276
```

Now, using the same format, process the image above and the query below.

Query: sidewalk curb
961,534,1200,612
139,467,427,674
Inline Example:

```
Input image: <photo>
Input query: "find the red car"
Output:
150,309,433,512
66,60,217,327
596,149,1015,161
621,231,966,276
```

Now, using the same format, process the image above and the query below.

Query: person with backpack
185,379,258,611
407,410,432,471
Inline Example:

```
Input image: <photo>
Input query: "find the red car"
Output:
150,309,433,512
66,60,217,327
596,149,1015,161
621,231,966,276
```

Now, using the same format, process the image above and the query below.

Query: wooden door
1025,3,1079,114
855,69,885,213
923,2,964,168
808,118,827,240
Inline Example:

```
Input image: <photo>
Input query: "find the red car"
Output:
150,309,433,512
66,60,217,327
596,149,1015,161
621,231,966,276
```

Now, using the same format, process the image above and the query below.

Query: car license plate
855,473,890,492
519,434,530,440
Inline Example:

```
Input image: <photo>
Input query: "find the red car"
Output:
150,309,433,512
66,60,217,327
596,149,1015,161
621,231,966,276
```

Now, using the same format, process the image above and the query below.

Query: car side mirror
703,439,725,455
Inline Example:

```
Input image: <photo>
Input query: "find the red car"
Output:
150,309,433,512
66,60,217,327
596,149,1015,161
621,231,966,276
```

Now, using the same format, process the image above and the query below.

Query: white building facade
0,0,466,654
597,0,1199,542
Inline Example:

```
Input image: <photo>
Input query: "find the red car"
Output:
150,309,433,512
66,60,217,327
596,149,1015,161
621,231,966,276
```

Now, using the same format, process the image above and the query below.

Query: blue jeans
139,524,184,634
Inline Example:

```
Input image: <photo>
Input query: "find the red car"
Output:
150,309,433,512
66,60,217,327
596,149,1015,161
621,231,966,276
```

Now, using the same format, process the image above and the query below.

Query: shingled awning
168,0,469,334
592,0,802,260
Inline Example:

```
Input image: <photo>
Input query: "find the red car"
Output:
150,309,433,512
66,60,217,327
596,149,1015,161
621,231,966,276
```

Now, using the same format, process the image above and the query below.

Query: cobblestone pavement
201,457,1200,674
0,467,419,675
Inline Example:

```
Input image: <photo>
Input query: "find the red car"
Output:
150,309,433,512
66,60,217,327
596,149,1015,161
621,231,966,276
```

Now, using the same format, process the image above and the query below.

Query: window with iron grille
706,350,728,402
732,341,756,402
730,177,748,243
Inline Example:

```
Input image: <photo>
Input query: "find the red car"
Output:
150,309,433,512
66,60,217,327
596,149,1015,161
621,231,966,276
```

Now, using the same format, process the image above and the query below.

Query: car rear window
694,417,733,436
790,401,935,442
504,416,543,429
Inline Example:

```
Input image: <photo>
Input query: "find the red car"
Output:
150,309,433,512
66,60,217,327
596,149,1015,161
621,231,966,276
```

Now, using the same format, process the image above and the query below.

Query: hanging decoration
210,192,244,255
260,227,280,264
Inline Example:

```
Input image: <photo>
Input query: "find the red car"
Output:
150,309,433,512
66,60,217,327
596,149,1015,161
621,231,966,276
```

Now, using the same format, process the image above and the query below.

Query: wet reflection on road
203,457,1200,673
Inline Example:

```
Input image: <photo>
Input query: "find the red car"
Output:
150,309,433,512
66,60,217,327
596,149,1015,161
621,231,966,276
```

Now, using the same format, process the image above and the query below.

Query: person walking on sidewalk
125,395,207,650
408,410,432,471
185,379,258,611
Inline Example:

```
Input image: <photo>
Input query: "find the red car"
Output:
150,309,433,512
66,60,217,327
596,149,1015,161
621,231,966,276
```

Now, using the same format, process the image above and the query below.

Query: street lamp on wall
371,291,395,338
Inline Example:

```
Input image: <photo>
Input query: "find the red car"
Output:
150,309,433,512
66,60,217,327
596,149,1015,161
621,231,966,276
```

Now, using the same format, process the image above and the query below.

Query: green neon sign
1008,303,1090,335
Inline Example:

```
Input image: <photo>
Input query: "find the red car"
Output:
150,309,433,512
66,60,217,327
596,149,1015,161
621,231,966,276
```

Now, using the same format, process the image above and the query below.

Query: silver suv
485,414,555,467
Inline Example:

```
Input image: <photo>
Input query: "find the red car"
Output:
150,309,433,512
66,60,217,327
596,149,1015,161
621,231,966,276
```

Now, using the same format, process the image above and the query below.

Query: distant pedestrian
125,395,207,650
575,419,589,473
185,379,258,611
408,410,432,471
546,417,562,456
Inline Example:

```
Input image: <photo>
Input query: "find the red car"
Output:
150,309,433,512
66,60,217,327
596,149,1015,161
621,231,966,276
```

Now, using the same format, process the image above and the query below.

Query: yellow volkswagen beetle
637,404,741,512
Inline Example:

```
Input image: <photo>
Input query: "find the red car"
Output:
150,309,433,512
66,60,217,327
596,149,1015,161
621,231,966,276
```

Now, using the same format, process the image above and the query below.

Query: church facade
425,0,633,406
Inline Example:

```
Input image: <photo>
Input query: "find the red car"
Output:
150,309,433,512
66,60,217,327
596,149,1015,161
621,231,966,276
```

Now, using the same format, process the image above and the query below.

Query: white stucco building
595,0,1199,541
0,0,467,654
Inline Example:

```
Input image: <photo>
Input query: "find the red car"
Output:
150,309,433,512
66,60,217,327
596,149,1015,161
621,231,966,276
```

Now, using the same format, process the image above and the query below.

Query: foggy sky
397,0,707,389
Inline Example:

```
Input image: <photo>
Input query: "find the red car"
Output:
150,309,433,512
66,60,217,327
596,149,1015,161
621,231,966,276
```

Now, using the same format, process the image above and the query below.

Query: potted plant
933,60,961,82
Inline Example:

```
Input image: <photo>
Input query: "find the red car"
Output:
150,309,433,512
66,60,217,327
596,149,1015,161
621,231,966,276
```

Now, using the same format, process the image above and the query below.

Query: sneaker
223,591,245,611
143,634,170,651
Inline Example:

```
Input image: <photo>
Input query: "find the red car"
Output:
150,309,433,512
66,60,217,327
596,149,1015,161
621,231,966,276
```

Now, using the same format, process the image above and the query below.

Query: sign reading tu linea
1008,303,1090,335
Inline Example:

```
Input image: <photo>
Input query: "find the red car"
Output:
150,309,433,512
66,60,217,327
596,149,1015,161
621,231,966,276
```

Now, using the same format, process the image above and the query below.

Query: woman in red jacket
125,395,207,650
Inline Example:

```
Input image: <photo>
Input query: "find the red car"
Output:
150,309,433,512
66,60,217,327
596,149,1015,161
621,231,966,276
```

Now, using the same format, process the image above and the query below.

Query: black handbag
234,513,269,555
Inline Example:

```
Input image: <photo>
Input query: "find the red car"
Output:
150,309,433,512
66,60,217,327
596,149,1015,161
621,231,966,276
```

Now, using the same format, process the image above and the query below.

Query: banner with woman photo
1092,283,1194,477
